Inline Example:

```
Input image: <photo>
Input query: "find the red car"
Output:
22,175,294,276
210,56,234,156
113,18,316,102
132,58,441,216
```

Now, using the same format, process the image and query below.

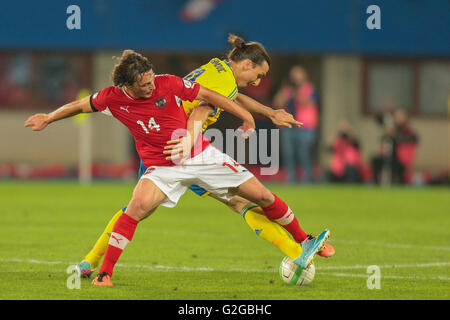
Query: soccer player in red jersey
25,50,330,286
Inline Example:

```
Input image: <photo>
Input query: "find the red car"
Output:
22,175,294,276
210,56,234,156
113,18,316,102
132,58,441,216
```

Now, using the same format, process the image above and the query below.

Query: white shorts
141,145,254,207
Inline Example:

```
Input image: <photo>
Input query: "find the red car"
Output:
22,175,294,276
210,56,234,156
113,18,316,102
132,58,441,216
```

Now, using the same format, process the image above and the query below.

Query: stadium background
0,0,448,182
0,0,449,302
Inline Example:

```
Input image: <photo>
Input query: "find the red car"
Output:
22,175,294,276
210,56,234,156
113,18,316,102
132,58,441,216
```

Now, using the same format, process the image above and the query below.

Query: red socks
261,193,308,243
98,195,306,277
98,213,139,277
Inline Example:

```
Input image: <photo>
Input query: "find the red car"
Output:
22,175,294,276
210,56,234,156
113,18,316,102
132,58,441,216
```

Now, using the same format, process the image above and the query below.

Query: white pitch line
333,239,450,252
319,261,450,270
0,259,450,279
1,269,448,281
0,258,275,273
320,272,450,281
5,258,69,265
1,270,448,281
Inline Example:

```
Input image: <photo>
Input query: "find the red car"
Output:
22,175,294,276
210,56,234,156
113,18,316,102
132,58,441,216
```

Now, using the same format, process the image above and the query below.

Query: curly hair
111,50,154,86
227,34,271,67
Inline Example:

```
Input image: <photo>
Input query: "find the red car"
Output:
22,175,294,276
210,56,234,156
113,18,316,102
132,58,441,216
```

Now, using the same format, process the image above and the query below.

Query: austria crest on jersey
155,97,167,108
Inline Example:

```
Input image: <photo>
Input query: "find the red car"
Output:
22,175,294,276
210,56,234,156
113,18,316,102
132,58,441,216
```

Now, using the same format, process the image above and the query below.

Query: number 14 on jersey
137,117,160,133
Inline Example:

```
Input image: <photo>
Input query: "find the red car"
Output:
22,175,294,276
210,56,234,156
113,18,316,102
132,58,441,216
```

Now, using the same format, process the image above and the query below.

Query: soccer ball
279,256,315,286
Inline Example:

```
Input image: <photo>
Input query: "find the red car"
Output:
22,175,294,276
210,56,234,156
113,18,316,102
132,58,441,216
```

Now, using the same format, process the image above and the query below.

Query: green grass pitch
0,181,448,300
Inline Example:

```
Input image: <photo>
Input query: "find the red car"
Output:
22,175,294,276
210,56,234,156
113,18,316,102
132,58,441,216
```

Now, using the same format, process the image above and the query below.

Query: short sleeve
90,87,113,112
195,71,237,101
168,75,200,102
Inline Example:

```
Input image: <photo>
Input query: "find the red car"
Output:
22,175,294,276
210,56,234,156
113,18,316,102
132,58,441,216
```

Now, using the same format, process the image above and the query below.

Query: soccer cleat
303,234,335,257
318,242,335,257
294,229,330,269
73,261,93,278
92,272,114,286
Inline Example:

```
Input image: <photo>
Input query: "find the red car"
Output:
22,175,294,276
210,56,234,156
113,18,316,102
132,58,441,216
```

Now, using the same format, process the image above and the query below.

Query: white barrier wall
0,110,130,166
0,51,130,166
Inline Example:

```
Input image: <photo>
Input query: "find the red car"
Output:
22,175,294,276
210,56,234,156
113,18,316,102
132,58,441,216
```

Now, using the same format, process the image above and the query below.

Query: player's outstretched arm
24,96,93,131
196,86,255,135
235,93,302,128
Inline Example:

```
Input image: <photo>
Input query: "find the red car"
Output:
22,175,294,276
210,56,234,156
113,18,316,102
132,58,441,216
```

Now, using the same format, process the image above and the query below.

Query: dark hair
111,50,154,86
227,34,271,67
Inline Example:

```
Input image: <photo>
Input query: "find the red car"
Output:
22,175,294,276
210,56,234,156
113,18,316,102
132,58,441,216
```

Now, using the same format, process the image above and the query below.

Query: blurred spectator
273,65,319,183
371,109,419,184
39,55,70,104
326,121,362,183
0,52,88,109
0,54,32,107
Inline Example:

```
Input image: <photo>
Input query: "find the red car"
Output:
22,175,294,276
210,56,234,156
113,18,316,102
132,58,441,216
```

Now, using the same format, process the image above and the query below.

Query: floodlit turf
0,181,448,300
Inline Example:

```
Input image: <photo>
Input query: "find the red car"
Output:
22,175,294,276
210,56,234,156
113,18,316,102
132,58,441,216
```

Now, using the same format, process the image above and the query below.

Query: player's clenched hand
269,109,302,128
24,113,51,131
164,136,193,165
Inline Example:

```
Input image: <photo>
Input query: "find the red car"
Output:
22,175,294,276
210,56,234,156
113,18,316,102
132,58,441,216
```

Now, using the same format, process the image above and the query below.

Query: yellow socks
83,202,303,270
241,203,302,260
83,208,124,269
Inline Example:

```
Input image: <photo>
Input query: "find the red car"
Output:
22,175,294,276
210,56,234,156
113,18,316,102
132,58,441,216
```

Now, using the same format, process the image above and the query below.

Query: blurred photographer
371,109,419,184
326,121,362,183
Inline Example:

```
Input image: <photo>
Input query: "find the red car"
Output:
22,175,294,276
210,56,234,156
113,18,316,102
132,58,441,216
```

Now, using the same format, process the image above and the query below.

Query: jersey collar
224,59,238,89
121,86,136,100
224,59,234,74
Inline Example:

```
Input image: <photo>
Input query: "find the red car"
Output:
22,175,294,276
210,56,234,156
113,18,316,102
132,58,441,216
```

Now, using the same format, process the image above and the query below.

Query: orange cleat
92,272,114,286
317,242,335,257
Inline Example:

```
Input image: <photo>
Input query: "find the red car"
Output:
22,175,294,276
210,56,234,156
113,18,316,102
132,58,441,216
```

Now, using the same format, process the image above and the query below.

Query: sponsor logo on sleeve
183,80,194,88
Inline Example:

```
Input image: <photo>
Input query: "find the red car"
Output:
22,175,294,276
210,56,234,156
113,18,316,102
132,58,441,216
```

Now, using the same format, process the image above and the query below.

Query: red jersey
90,74,210,167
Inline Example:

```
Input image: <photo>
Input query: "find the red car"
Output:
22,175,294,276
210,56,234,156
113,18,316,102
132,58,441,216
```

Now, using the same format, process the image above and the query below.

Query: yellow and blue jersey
138,58,238,197
182,58,238,132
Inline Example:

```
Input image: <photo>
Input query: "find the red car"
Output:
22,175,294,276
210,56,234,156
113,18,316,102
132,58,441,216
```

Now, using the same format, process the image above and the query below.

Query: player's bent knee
126,197,154,221
237,178,274,207
262,189,275,204
253,189,275,207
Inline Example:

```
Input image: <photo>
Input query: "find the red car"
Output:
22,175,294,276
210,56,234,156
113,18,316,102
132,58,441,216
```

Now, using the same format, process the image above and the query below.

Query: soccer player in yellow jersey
75,34,334,277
